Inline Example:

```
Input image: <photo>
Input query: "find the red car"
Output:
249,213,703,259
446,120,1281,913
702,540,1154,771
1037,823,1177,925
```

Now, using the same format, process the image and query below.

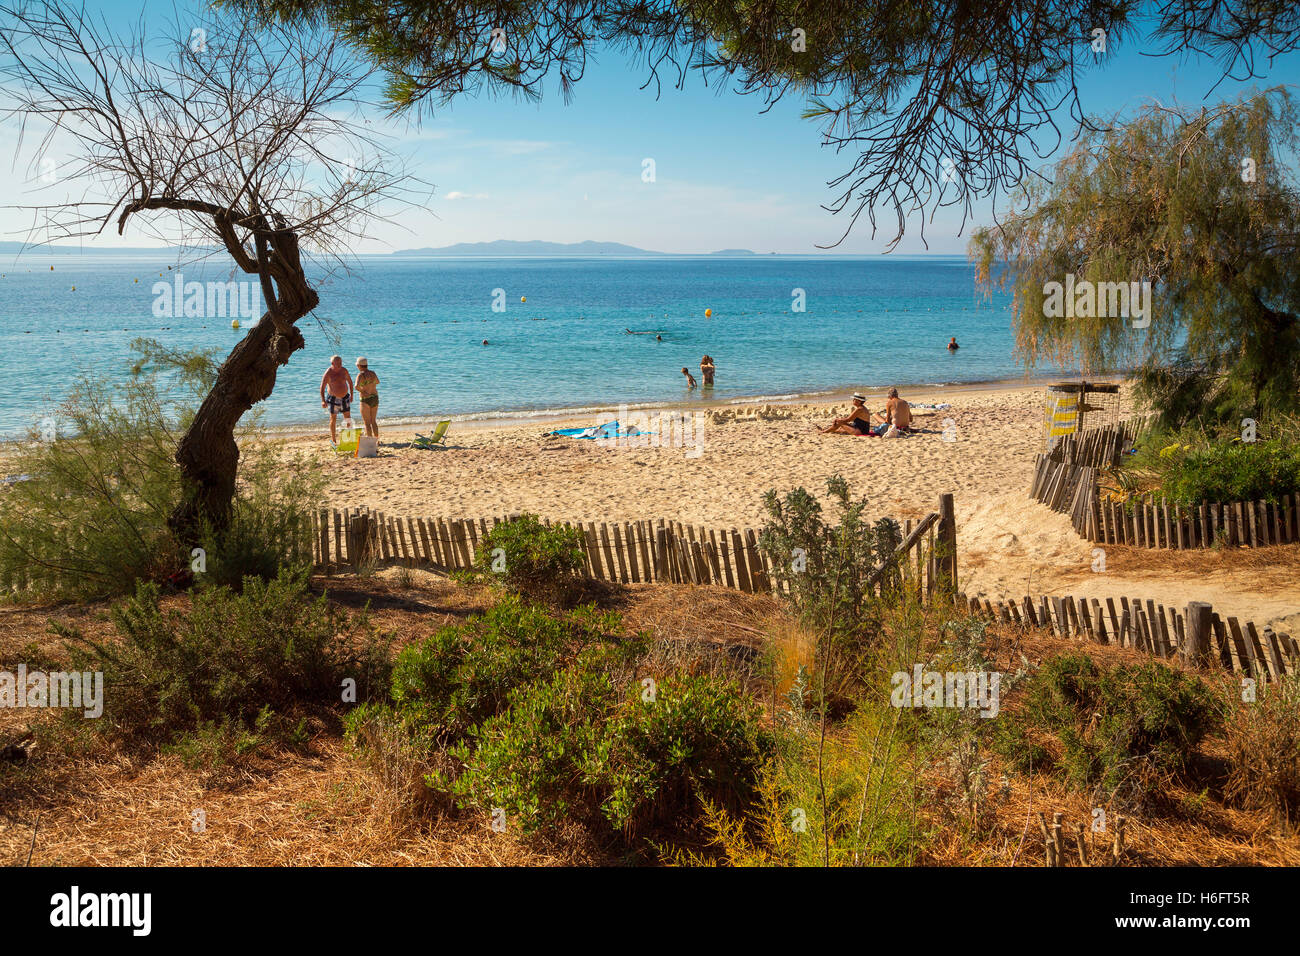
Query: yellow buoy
231,319,241,329
50,265,54,271
521,296,526,303
705,308,712,317
71,286,75,291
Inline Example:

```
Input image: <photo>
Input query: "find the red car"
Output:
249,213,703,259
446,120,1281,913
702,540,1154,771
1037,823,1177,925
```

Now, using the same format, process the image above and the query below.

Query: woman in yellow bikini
355,357,380,438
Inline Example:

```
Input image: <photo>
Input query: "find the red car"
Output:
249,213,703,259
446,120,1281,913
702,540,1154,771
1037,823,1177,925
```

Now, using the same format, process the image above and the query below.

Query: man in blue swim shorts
320,354,355,444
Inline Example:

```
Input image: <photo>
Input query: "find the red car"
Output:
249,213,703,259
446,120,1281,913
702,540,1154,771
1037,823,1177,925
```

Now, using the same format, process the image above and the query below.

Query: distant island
0,241,212,256
393,240,758,257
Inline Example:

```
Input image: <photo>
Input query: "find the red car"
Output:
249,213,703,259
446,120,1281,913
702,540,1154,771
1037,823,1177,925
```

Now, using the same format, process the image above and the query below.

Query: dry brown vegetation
1,571,1296,866
1059,542,1300,585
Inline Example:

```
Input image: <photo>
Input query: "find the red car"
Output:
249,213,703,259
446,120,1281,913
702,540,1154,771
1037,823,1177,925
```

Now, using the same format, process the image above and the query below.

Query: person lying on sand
320,354,355,444
873,387,913,435
821,393,874,435
682,367,697,389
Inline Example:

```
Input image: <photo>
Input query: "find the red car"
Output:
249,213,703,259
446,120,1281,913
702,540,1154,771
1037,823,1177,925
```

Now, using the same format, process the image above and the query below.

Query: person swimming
948,336,960,351
700,355,715,387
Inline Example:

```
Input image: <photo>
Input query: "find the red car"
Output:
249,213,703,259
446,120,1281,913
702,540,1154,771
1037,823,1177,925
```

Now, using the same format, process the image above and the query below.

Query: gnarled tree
0,2,412,536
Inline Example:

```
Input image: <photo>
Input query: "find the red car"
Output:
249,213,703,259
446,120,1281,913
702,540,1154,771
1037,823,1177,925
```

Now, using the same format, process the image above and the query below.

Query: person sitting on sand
320,354,355,444
873,387,913,435
355,356,380,439
700,355,716,387
947,336,959,351
821,393,874,435
682,367,697,389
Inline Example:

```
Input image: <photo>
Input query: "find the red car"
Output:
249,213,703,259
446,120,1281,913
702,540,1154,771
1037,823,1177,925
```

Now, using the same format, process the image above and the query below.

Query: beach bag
883,425,900,438
357,435,378,458
335,423,362,456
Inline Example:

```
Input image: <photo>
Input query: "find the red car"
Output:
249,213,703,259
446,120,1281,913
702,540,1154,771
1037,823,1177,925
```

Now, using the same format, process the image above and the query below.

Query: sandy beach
283,382,1300,631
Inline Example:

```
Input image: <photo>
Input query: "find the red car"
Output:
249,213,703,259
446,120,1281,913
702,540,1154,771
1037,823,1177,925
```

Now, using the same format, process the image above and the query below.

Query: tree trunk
168,293,314,543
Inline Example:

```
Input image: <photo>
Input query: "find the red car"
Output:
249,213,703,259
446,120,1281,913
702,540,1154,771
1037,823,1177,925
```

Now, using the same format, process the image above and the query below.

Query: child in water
681,367,697,389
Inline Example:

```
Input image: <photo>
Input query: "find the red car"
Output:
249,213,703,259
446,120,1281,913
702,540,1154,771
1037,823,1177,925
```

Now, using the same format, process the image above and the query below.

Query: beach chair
410,419,450,450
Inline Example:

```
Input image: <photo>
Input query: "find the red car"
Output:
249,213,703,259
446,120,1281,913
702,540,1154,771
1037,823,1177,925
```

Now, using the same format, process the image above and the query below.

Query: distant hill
0,241,189,256
0,239,767,258
394,239,757,257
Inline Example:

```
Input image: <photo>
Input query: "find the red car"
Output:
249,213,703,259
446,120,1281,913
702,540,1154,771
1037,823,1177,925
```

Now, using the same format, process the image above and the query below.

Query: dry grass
1077,542,1300,583
0,736,595,866
1,575,1295,866
921,756,1300,867
918,617,1300,866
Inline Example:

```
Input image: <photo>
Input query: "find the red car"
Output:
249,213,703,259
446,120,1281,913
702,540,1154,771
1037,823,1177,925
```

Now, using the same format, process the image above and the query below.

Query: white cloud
443,191,490,200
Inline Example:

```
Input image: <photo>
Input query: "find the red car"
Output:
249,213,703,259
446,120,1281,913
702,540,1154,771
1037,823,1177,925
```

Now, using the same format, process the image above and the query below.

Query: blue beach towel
547,420,650,440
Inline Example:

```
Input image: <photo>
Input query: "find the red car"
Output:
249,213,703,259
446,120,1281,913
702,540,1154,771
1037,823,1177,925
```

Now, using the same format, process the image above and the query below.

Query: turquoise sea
0,253,1028,437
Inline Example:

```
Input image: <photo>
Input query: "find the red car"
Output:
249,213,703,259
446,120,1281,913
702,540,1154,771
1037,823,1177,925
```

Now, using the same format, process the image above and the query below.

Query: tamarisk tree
0,2,411,536
970,89,1300,426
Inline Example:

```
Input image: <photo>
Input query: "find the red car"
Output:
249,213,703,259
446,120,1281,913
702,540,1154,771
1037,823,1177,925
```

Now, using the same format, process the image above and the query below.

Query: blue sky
2,1,1298,255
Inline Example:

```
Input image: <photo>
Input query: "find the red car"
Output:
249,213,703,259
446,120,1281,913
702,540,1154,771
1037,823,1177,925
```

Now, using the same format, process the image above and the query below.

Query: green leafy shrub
442,654,619,832
996,652,1223,803
55,567,390,747
389,596,626,742
446,667,769,839
472,513,585,603
0,367,184,597
758,477,913,709
759,476,903,632
1123,420,1300,505
356,595,768,845
600,675,771,835
0,341,324,600
1224,673,1300,831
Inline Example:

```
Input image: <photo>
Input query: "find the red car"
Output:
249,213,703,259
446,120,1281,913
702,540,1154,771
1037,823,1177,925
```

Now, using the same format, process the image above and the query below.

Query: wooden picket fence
307,500,1294,679
1030,421,1144,539
1094,492,1300,549
1033,419,1300,548
1034,460,1300,548
1044,419,1145,470
309,495,959,598
1029,454,1100,540
958,591,1297,681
